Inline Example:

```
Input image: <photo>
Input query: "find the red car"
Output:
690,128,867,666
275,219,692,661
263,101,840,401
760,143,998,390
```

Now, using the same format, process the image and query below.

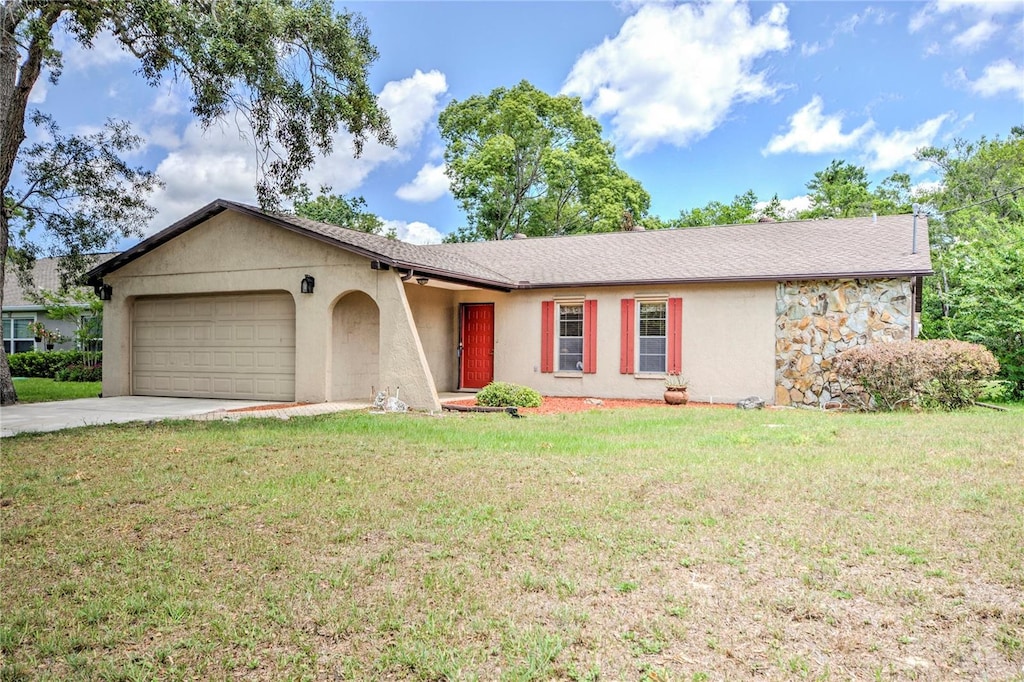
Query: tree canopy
671,189,761,227
0,0,393,404
439,80,649,242
293,190,390,237
915,130,1024,397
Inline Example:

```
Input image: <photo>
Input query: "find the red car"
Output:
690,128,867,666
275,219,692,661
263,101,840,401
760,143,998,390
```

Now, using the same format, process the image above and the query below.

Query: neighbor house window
558,303,584,371
540,299,597,374
2,314,36,354
79,315,103,353
637,301,667,373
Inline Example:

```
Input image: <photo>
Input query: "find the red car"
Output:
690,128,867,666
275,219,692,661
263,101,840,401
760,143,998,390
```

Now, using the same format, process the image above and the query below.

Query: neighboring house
86,200,932,411
2,255,112,356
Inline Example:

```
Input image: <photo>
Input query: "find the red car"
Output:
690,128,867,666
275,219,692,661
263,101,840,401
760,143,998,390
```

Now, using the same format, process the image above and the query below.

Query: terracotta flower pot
664,388,688,405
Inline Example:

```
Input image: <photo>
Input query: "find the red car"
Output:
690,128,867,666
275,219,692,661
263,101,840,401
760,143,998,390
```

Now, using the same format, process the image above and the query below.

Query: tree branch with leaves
0,0,394,404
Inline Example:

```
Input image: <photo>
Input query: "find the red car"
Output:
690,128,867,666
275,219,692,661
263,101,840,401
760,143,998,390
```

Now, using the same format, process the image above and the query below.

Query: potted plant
26,322,67,350
664,373,689,405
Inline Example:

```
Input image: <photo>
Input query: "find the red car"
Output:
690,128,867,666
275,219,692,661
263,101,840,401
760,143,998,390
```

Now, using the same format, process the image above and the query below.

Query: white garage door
133,293,295,401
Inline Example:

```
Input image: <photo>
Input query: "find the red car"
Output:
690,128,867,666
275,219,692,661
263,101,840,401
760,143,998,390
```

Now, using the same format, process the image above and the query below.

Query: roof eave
512,269,935,290
86,200,231,283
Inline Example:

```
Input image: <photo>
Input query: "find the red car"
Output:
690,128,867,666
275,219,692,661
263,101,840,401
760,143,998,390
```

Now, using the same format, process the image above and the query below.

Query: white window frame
2,313,38,355
556,301,585,372
637,299,667,374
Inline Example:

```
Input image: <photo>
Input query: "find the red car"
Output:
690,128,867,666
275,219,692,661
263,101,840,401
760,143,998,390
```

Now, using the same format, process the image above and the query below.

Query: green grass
11,378,102,403
2,407,1022,680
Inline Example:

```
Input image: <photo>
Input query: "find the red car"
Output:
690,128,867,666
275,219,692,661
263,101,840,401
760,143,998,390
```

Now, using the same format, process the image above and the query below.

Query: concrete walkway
0,396,370,437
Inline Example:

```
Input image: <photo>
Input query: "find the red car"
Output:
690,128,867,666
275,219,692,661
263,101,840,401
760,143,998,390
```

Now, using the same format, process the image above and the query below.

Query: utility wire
934,185,1024,217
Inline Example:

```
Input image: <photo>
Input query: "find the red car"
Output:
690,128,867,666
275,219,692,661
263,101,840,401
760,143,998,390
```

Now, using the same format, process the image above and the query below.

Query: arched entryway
331,291,380,401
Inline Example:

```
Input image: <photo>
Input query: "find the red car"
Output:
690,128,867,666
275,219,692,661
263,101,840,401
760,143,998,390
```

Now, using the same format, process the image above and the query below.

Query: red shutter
620,298,635,374
540,300,554,373
667,297,683,374
583,299,598,374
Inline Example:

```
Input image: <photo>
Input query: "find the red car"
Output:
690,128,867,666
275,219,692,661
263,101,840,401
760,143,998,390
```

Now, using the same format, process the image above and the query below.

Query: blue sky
32,1,1024,245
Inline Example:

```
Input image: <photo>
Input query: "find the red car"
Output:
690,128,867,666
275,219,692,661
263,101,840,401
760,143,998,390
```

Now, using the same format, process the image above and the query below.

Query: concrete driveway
0,396,280,437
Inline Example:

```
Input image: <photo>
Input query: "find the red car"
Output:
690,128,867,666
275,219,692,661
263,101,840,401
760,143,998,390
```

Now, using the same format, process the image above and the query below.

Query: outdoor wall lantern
416,277,429,286
94,283,112,301
300,274,315,294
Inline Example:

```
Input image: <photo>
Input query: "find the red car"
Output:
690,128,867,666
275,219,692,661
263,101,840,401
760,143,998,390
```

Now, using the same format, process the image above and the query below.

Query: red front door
460,303,494,389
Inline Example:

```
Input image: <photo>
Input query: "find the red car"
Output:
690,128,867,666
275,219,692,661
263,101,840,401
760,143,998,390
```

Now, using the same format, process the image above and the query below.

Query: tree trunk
0,2,61,404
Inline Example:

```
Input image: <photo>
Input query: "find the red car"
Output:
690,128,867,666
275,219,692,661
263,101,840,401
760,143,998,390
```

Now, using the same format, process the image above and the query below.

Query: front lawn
10,377,102,403
2,408,1021,680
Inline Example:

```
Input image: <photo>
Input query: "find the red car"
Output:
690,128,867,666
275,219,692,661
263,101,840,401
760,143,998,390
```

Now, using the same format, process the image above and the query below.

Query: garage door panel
133,293,295,401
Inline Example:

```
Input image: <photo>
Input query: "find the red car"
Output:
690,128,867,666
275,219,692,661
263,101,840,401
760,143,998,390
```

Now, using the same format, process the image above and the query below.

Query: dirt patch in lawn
446,396,736,415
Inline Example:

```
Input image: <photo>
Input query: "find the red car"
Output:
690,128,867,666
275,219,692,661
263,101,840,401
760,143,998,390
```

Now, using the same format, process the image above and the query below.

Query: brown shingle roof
430,214,932,287
87,200,932,290
4,254,117,309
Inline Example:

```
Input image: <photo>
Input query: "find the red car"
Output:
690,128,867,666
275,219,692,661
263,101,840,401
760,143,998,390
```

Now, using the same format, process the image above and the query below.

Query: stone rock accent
736,396,766,409
775,279,912,408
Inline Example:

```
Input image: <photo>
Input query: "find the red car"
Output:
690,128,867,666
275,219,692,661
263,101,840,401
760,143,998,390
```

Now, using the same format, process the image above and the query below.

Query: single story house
3,255,111,355
86,200,932,411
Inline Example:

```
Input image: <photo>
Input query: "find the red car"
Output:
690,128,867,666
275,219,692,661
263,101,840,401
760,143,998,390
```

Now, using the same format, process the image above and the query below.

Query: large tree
672,189,760,227
439,80,649,242
293,189,390,237
916,130,1024,397
798,160,916,219
1,0,394,404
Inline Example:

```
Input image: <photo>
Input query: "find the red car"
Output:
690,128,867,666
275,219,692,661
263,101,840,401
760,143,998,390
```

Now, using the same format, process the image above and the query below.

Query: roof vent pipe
911,204,920,255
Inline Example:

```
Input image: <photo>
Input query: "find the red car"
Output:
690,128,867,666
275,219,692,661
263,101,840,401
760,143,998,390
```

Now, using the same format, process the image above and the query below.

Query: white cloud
382,219,444,245
28,79,48,104
800,42,824,57
145,70,449,232
150,81,188,117
756,195,810,219
952,19,999,51
562,1,791,156
396,163,449,202
148,124,183,150
762,96,873,155
862,113,950,172
910,0,1019,34
958,59,1024,99
836,7,892,35
58,29,131,71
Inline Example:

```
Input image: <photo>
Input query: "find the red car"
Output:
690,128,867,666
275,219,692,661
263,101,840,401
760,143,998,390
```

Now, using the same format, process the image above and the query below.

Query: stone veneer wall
775,278,912,407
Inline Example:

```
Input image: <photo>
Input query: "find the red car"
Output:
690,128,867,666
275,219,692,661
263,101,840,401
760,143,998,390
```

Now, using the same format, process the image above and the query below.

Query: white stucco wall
101,211,441,410
436,282,777,402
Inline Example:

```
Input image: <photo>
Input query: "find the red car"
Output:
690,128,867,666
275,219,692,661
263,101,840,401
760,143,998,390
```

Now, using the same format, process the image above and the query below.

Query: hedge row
8,350,103,381
835,340,999,411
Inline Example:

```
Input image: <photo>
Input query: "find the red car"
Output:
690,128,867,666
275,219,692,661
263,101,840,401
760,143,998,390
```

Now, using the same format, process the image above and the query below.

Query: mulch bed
226,397,739,416
445,396,735,415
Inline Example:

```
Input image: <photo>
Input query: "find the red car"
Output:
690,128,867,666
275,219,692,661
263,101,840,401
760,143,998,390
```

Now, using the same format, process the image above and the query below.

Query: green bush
476,381,543,408
55,363,103,383
835,340,999,411
8,350,102,379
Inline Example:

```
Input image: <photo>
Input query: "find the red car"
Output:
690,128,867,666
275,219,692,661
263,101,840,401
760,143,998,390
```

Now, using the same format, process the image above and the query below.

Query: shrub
920,340,1001,410
475,381,543,408
54,363,103,383
835,340,999,411
8,350,102,379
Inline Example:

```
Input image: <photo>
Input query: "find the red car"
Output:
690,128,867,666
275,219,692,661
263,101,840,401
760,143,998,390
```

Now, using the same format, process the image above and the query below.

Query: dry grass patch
1,408,1022,680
